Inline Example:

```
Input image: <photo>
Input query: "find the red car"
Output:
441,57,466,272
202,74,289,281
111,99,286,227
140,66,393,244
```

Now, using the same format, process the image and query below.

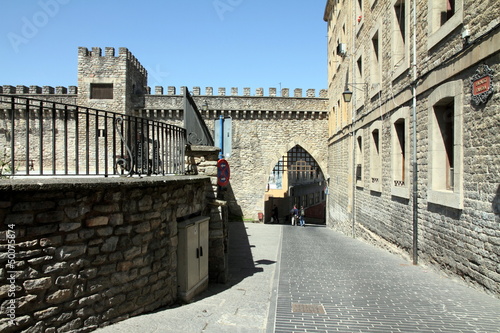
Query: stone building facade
324,0,499,296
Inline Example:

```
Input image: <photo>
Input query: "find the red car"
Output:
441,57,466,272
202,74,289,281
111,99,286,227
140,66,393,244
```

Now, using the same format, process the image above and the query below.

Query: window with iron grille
390,107,410,199
90,83,113,99
394,118,406,186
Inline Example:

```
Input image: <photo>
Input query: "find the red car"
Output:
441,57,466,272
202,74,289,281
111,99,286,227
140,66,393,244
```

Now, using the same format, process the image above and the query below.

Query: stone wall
325,0,500,296
186,145,229,283
1,45,329,221
0,85,329,220
0,175,211,332
143,93,329,219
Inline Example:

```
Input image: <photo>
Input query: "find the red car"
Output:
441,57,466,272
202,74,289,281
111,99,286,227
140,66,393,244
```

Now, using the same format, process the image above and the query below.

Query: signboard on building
471,64,494,105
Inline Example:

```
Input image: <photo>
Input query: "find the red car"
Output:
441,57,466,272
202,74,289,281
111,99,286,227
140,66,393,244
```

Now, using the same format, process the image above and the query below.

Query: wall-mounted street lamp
342,83,368,103
201,100,209,110
342,89,353,103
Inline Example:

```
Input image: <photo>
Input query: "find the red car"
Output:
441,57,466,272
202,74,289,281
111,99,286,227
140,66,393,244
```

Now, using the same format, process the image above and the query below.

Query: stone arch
265,139,327,179
263,142,327,224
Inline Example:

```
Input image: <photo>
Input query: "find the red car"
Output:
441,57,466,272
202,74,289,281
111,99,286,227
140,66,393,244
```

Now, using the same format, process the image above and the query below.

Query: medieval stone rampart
141,89,329,219
1,45,329,221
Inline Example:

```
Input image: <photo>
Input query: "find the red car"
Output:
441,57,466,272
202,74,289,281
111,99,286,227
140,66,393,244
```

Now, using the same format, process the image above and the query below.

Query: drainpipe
218,115,224,159
351,0,357,238
411,0,418,265
351,109,356,238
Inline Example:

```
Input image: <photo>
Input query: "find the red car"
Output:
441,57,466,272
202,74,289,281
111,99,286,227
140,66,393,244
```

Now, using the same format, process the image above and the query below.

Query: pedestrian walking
290,205,299,226
299,206,305,226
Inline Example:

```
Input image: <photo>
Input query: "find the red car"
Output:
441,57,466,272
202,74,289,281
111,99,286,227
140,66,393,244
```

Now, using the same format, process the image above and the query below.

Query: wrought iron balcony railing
0,95,186,177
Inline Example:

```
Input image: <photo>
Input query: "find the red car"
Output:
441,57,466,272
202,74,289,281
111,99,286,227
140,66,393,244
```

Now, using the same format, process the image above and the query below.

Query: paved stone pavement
96,221,281,333
274,224,500,333
96,222,500,333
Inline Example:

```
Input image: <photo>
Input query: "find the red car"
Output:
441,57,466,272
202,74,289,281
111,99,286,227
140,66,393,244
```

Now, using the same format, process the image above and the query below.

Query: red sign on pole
217,159,230,187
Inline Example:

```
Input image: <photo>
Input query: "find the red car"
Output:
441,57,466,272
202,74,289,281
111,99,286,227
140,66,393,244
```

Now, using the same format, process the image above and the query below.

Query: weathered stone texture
2,45,328,222
325,0,500,297
0,176,210,332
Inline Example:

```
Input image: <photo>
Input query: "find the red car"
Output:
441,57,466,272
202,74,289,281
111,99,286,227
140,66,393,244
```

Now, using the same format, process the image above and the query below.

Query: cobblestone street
274,224,500,333
97,222,499,333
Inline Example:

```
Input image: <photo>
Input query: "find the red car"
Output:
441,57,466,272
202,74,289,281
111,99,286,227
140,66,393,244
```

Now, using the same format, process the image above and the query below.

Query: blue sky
1,0,328,95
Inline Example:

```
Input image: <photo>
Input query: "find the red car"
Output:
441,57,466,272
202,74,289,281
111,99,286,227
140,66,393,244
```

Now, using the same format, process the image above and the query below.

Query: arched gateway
264,145,326,224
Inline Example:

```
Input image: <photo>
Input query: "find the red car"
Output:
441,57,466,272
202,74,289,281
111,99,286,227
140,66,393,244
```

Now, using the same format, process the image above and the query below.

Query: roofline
323,0,333,22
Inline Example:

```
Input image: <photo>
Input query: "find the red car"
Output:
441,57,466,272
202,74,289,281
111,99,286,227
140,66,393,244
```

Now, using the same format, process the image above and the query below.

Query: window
370,28,382,97
444,0,456,23
394,119,406,186
341,98,347,128
90,83,113,99
391,107,410,198
434,100,454,190
428,80,463,209
337,100,341,131
329,105,338,136
427,0,464,50
356,131,364,186
370,121,382,192
392,0,409,78
356,0,364,32
355,55,365,106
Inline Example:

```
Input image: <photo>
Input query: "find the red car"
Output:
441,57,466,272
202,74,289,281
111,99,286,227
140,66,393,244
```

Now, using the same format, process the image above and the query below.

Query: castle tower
77,47,148,114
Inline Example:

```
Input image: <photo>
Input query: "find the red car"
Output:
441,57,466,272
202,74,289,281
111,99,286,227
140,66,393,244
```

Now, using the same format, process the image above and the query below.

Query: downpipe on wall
218,115,224,160
411,0,418,265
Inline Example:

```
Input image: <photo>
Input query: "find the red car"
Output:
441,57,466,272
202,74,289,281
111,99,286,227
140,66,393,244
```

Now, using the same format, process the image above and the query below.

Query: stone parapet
149,86,328,98
0,176,211,332
1,85,77,95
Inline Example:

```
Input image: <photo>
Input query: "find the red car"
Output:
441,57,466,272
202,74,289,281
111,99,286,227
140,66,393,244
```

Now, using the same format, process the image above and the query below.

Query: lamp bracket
345,82,368,92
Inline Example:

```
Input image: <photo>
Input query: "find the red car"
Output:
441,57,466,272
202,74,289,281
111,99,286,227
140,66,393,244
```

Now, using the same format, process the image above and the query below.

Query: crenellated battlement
78,46,147,77
1,84,327,99
2,85,77,95
150,86,328,98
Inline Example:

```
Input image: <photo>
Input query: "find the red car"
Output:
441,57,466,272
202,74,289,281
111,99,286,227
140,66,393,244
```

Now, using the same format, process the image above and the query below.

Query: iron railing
0,94,186,177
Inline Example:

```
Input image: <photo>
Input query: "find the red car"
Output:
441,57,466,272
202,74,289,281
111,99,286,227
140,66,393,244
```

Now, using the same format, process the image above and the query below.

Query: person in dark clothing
272,205,279,223
290,205,299,226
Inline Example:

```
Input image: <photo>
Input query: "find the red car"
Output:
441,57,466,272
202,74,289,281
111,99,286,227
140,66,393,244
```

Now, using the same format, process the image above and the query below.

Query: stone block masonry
186,145,229,284
0,175,211,332
1,44,329,222
324,0,500,298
